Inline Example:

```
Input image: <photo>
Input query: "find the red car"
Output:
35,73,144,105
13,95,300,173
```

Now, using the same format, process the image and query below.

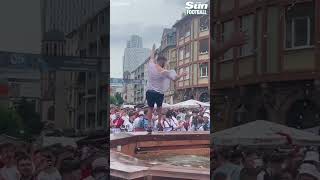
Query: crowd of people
212,146,320,180
110,106,210,133
0,142,108,180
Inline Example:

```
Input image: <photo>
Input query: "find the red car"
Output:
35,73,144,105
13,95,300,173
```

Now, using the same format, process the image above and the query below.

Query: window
222,21,234,60
199,39,209,54
185,23,191,37
185,44,191,58
185,66,190,80
200,63,208,77
171,50,176,59
179,47,184,60
285,3,314,49
239,15,254,57
179,27,185,39
199,15,209,32
178,68,183,81
286,17,311,48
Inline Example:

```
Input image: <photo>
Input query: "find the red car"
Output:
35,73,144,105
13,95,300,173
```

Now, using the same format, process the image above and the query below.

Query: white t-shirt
0,166,19,180
110,114,116,121
163,118,179,132
37,169,62,180
124,120,135,132
134,117,142,128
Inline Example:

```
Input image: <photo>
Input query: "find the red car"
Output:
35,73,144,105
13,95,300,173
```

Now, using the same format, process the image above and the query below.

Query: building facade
159,28,177,104
132,58,149,104
65,8,110,131
212,0,320,131
41,0,108,35
173,14,210,103
123,48,150,77
0,52,41,112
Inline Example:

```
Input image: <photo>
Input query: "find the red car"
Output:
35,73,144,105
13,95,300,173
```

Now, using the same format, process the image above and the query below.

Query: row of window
178,39,209,60
178,63,209,80
217,3,314,60
178,15,209,39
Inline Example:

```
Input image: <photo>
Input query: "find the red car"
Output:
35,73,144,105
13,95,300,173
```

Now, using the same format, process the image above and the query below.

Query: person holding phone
145,44,188,134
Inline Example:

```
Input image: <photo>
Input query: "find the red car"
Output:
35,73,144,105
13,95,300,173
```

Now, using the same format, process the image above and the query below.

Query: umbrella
212,120,320,147
171,99,210,108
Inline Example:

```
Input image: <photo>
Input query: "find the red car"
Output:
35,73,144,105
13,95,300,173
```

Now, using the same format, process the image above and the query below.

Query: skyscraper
123,35,150,77
126,35,143,48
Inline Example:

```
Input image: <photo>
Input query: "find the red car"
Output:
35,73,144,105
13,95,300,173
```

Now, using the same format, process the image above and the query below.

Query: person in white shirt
0,144,19,180
124,111,136,132
145,45,188,134
162,110,179,132
36,151,62,180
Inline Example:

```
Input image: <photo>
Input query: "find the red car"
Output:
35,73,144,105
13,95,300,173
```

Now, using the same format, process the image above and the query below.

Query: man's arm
149,44,156,64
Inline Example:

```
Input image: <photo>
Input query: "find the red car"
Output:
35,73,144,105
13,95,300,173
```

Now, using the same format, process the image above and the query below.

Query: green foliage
0,105,23,137
15,98,43,136
110,95,117,105
115,93,124,105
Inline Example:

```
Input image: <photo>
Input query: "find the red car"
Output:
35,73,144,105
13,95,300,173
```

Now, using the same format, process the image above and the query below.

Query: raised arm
149,44,157,64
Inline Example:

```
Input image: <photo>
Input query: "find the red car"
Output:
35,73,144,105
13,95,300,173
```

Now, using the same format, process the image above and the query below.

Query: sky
0,0,41,54
110,0,207,78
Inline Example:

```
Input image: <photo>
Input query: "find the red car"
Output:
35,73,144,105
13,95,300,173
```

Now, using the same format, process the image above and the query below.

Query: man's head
42,150,56,169
156,56,168,68
243,150,259,169
269,154,285,175
128,111,135,122
1,143,15,164
230,150,243,166
17,155,34,177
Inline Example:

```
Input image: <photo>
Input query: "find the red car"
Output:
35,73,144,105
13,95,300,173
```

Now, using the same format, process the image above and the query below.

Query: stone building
212,0,320,131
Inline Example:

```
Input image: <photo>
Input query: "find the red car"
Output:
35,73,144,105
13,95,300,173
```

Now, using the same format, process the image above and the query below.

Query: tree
15,98,43,137
0,105,23,136
115,93,124,105
110,95,117,105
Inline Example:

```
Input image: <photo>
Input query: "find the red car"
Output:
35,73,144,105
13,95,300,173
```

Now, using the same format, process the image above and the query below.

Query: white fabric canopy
122,105,135,109
42,137,82,148
171,99,210,108
213,120,320,146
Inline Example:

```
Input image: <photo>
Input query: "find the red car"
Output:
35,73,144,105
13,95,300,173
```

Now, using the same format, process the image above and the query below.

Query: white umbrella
213,120,320,146
171,99,209,108
42,136,80,148
122,105,135,109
